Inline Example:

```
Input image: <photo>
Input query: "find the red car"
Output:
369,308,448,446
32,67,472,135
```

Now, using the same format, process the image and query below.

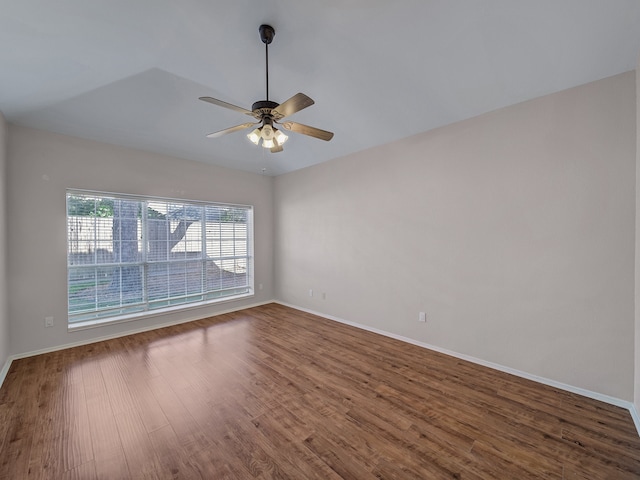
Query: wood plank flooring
1,303,639,479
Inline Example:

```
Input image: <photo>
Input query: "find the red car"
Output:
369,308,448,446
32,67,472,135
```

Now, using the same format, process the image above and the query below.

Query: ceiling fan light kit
199,24,333,153
247,116,288,149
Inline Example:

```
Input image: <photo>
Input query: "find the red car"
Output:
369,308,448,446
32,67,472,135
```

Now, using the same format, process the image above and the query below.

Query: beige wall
275,72,636,400
0,112,8,369
7,125,274,355
3,72,637,403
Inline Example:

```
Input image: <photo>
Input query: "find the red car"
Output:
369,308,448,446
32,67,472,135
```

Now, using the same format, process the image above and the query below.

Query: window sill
67,292,254,332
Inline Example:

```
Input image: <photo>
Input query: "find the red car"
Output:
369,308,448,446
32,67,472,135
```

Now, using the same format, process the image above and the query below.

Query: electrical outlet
45,316,54,328
418,312,426,323
309,289,313,297
258,283,263,290
322,292,326,300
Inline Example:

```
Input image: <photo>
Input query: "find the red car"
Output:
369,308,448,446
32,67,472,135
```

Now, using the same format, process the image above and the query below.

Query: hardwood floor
1,303,639,479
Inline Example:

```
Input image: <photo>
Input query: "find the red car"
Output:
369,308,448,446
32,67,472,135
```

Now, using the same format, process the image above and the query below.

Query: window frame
66,189,254,330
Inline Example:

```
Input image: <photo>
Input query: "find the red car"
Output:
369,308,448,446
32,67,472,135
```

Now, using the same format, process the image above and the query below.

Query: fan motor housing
252,100,280,119
252,100,279,111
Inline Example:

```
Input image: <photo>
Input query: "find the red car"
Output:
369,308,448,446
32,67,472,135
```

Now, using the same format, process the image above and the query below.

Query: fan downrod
259,24,275,44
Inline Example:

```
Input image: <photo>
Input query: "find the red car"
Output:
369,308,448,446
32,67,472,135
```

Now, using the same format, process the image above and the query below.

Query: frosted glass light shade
274,129,288,146
247,129,261,145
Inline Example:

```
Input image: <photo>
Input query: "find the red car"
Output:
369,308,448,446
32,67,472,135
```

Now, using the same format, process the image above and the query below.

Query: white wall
7,126,274,355
275,72,636,401
0,112,9,370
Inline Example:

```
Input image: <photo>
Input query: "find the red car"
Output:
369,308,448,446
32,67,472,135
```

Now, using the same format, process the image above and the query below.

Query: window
67,190,253,326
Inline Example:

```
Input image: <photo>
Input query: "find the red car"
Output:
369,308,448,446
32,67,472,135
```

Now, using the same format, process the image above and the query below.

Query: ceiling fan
199,24,334,153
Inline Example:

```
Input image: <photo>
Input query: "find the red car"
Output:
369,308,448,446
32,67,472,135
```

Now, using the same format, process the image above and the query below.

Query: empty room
1,1,640,478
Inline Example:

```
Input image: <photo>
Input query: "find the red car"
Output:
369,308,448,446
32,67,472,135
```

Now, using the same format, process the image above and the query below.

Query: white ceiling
1,1,640,176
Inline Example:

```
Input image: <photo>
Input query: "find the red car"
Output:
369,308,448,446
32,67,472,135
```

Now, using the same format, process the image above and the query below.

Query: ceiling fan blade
271,93,314,119
206,122,257,138
199,97,254,116
270,144,284,153
280,121,334,141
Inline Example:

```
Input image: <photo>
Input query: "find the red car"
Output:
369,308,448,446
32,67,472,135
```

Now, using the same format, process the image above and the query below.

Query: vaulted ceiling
2,1,639,175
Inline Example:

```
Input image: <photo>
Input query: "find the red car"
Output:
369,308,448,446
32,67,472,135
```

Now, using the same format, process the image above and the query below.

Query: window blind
67,191,253,325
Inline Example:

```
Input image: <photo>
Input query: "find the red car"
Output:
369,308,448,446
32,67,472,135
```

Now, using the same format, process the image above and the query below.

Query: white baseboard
276,301,640,437
3,300,639,439
0,356,12,390
0,300,273,392
630,404,640,436
7,300,274,362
